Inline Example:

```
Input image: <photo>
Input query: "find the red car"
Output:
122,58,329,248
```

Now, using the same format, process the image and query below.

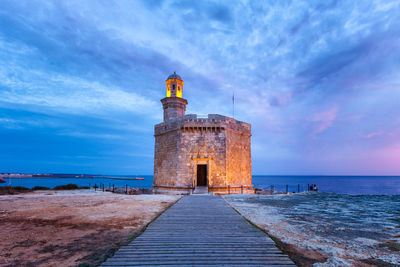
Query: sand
0,190,180,266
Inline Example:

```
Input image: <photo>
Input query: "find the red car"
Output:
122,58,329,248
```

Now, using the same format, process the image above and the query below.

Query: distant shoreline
0,176,144,180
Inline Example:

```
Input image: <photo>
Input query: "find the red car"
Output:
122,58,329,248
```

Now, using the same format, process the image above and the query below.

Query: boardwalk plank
101,195,295,266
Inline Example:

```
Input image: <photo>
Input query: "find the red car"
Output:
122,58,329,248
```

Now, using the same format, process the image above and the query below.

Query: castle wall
178,127,226,188
226,129,252,188
153,130,179,187
154,114,252,194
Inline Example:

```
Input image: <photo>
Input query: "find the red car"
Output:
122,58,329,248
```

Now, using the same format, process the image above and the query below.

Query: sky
0,0,400,175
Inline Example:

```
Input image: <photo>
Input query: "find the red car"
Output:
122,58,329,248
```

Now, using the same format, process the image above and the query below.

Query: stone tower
161,72,188,122
153,72,253,195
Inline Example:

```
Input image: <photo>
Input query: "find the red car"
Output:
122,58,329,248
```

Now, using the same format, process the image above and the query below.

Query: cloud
0,0,400,174
59,131,124,140
0,36,158,116
311,107,338,135
365,131,385,139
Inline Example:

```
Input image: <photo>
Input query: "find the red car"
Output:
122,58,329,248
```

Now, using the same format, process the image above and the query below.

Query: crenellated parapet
154,114,251,137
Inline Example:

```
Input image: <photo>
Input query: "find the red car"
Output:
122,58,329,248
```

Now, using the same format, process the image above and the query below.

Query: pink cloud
311,106,338,135
365,130,384,139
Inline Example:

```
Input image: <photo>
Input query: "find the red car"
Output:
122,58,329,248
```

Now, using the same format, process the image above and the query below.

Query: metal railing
255,184,317,194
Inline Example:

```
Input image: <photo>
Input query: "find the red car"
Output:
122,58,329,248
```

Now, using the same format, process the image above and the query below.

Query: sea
1,175,400,195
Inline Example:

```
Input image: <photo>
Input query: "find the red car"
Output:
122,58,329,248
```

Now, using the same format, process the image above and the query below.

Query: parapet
154,114,251,136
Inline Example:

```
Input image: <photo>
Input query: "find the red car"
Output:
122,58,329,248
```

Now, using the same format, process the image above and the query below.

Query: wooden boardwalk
102,195,296,266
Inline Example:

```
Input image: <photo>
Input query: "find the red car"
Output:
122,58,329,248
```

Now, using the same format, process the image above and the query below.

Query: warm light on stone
153,72,253,195
165,72,184,98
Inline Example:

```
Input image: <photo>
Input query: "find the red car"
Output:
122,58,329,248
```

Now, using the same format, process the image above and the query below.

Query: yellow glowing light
165,79,184,98
167,86,171,97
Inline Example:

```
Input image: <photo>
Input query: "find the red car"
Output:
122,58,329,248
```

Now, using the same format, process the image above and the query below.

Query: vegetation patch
79,186,90,189
12,186,30,191
379,242,400,252
0,186,32,195
32,186,50,190
1,184,89,194
53,184,79,190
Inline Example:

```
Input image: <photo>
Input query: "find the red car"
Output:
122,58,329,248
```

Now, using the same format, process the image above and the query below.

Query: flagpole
232,92,235,118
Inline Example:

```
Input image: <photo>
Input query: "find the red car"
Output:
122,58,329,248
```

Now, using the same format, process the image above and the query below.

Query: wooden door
196,165,207,186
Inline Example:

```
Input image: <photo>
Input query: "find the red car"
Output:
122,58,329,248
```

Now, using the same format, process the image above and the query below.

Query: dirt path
0,190,180,266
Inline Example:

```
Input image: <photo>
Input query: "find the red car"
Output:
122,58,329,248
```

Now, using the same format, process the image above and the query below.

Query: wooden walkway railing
102,195,295,266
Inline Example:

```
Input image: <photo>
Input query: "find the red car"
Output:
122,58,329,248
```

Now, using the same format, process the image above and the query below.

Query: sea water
253,175,400,195
2,175,400,195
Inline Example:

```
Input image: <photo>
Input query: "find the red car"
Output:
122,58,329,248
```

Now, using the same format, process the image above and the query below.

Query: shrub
0,186,31,195
79,186,90,189
32,186,50,191
53,184,79,190
12,186,30,191
0,186,13,195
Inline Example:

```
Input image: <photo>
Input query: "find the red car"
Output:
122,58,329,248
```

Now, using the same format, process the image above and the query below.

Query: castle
153,72,253,194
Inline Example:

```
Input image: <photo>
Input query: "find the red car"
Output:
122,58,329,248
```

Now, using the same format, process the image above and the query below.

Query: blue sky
1,0,400,175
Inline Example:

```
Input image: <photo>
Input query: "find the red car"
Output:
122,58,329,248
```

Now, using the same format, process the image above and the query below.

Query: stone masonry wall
161,97,187,122
177,127,226,188
153,130,179,187
154,114,252,194
225,129,252,187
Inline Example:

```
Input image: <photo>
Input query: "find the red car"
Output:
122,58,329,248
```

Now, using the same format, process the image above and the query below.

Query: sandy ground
225,193,400,267
0,190,180,266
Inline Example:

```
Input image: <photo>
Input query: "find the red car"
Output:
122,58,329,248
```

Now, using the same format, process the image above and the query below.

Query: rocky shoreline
224,192,400,267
